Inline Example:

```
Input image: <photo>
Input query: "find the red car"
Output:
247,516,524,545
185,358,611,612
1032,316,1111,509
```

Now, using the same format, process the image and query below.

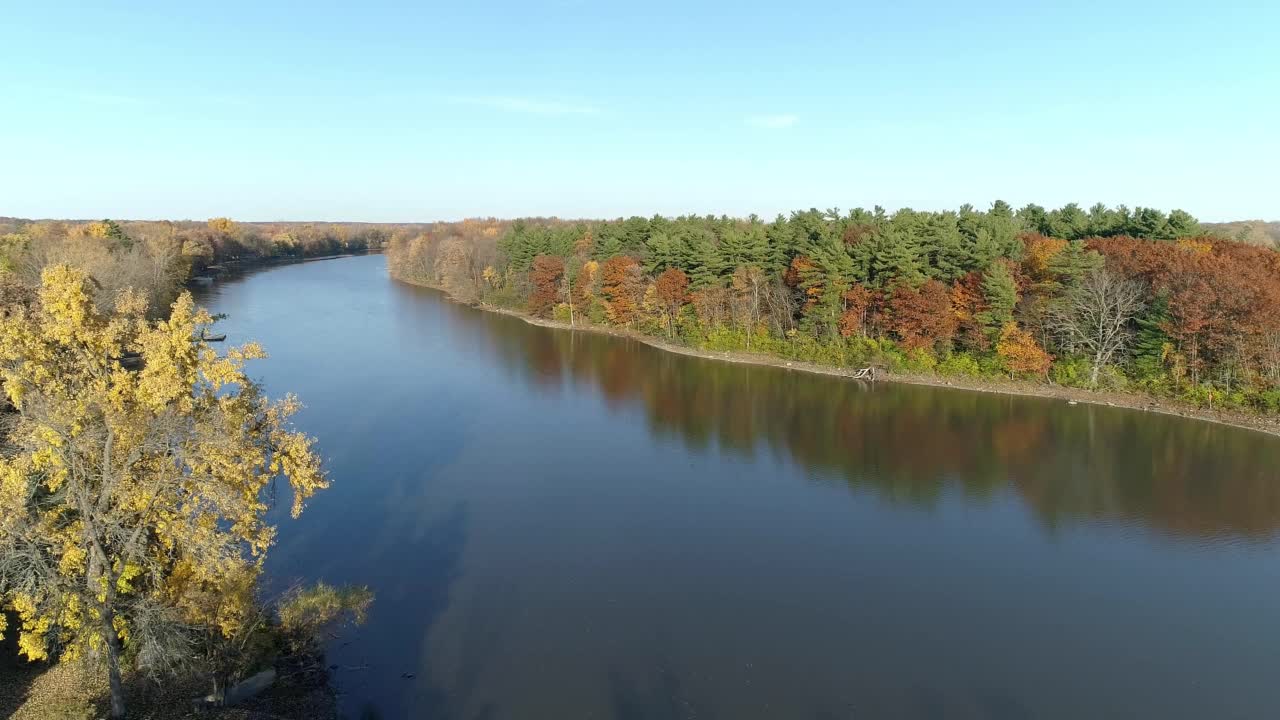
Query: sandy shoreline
395,275,1280,440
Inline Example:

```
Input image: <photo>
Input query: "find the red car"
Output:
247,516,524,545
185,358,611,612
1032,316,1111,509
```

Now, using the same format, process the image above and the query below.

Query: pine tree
687,233,725,288
872,226,925,287
976,261,1019,338
1167,209,1201,239
644,230,677,273
1047,239,1103,286
593,225,624,259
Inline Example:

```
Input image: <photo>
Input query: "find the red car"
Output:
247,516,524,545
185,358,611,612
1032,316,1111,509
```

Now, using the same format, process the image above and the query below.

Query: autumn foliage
528,254,565,317
997,321,1052,378
838,283,875,338
1090,235,1280,384
377,203,1280,414
887,279,957,351
601,255,644,325
653,267,690,337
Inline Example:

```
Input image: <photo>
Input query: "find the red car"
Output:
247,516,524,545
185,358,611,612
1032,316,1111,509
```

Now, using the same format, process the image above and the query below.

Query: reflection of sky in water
196,255,1280,720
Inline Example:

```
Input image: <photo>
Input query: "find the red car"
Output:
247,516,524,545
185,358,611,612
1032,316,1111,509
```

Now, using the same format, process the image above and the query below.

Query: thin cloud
747,114,799,129
448,95,600,116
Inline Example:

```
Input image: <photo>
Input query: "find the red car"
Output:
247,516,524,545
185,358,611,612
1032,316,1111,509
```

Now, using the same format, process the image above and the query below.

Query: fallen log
850,366,877,381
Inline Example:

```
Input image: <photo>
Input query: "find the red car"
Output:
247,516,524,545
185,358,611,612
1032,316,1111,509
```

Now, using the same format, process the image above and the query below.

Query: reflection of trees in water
457,299,1280,540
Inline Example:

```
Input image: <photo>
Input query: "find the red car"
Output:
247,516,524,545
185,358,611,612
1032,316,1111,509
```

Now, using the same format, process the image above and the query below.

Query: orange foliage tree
1021,232,1068,283
601,255,644,325
997,321,1052,378
653,268,690,338
838,283,875,338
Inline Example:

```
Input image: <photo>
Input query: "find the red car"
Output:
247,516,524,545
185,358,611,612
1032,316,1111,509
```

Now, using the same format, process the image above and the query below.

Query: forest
0,216,393,316
385,204,1280,415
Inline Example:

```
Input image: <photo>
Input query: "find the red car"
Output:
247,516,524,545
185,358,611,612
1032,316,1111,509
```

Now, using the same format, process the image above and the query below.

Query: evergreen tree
765,214,792,272
1130,293,1173,380
1017,203,1050,235
977,262,1019,338
1047,239,1104,286
1087,203,1123,237
1167,209,1201,238
927,212,968,282
686,232,724,288
1129,207,1172,240
593,224,624,258
643,230,674,273
872,226,925,287
1048,203,1090,240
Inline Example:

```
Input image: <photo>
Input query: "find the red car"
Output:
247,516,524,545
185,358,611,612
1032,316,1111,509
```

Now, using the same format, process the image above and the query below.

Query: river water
195,254,1280,720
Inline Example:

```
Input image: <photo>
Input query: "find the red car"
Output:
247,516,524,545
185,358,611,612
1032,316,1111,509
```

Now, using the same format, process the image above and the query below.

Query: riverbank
395,275,1280,440
1,660,338,720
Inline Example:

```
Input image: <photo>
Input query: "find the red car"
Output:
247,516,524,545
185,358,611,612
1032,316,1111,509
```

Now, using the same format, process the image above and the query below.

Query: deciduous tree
1050,268,1146,386
0,267,328,718
887,279,956,352
997,321,1052,378
601,256,644,325
528,255,565,317
653,268,689,339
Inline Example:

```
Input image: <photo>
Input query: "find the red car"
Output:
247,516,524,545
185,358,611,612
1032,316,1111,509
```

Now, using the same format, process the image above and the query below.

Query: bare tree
1050,267,1146,386
731,266,767,349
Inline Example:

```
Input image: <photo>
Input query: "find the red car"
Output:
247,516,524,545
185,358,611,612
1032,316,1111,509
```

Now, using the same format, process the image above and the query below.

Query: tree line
468,306,1280,539
0,216,398,317
387,203,1280,415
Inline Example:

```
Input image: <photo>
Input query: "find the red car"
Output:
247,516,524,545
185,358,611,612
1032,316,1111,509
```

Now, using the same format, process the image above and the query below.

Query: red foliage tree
653,267,690,338
887,279,957,352
950,271,989,351
1090,235,1280,384
528,254,564,317
838,283,875,338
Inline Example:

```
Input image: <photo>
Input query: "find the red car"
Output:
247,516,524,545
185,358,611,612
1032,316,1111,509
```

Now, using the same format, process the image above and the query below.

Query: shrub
938,352,981,377
904,347,938,372
1256,388,1280,414
586,298,608,324
701,326,749,352
1051,357,1093,387
977,352,1005,377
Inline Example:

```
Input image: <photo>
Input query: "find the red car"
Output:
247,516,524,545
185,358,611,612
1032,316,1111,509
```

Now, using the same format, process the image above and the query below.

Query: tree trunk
101,606,127,718
1089,361,1101,387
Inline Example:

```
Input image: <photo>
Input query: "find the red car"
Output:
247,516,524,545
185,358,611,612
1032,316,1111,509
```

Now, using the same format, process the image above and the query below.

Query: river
194,254,1280,720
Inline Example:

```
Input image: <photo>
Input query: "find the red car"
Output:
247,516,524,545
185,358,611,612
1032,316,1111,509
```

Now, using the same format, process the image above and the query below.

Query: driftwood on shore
850,367,877,381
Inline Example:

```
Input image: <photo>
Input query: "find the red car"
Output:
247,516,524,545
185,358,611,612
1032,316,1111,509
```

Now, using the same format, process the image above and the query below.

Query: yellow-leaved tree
0,265,329,718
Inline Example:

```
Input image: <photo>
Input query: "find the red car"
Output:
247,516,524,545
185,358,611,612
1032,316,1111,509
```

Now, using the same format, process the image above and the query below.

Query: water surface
196,254,1280,720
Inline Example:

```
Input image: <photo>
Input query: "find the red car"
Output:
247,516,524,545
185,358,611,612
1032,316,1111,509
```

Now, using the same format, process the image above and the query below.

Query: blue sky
2,1,1277,222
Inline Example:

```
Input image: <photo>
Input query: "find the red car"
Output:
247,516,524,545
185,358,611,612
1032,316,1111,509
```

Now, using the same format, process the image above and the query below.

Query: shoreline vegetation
383,205,1280,438
396,273,1280,439
0,219,380,718
1,207,1278,716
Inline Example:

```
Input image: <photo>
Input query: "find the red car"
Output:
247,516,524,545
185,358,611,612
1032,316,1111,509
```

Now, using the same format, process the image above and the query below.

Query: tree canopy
0,266,329,717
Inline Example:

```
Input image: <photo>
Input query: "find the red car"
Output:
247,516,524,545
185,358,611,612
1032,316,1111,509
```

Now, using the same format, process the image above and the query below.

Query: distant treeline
0,216,399,313
386,203,1280,414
